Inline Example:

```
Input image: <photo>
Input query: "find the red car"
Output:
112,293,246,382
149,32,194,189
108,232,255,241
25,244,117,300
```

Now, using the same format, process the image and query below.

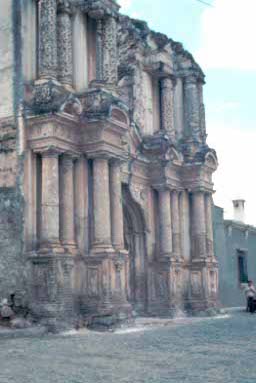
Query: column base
28,253,76,332
80,250,132,328
91,243,115,254
38,241,65,255
61,241,79,255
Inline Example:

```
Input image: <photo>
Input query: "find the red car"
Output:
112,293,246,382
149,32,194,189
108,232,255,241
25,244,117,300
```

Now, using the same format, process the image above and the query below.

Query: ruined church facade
0,0,218,325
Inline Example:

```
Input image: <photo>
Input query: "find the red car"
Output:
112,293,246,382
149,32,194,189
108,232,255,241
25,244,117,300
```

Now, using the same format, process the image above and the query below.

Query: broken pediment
110,107,129,126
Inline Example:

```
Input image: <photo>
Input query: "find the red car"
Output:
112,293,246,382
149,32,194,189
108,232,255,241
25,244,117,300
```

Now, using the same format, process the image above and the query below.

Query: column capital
170,188,182,194
109,157,126,167
189,187,212,195
39,146,63,158
61,154,75,173
161,76,176,88
57,0,73,15
183,73,198,85
153,184,170,192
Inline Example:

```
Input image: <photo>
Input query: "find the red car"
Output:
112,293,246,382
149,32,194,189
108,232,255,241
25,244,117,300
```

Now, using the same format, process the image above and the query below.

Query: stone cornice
224,220,256,233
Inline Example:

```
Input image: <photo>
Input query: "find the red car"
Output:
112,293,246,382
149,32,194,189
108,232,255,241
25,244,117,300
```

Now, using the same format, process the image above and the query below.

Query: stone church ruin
0,0,218,327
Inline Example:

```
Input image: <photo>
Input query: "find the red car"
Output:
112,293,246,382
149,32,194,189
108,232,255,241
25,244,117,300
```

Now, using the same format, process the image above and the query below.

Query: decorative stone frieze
38,0,58,80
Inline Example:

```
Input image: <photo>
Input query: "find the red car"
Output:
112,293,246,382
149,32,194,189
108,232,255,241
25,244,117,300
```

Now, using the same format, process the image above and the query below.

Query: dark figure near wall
244,280,256,313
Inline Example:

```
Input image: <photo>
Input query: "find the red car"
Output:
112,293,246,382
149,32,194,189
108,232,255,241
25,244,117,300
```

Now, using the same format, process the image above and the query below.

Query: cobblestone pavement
0,311,256,383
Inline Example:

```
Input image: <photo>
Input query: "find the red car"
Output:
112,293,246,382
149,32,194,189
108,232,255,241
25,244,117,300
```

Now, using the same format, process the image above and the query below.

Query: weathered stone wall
0,187,26,300
0,0,15,119
0,0,26,303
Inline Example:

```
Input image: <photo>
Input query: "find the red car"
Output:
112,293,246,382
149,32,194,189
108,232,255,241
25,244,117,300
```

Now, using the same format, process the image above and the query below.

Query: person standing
244,280,256,313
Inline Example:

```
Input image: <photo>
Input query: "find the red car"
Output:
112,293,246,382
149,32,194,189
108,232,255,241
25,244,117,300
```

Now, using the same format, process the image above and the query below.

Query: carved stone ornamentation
1,1,219,326
57,0,73,86
160,77,175,142
103,17,118,84
183,74,201,142
25,80,70,114
39,0,58,80
96,19,103,80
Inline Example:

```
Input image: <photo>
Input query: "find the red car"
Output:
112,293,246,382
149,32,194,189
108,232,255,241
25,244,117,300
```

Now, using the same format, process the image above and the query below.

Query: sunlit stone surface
0,0,218,327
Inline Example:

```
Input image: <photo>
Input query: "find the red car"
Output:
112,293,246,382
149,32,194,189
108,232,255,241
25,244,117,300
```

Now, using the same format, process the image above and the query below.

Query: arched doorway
122,186,147,314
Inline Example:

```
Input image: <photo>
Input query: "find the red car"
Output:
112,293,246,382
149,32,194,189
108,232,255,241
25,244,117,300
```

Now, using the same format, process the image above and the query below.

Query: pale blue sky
118,0,256,225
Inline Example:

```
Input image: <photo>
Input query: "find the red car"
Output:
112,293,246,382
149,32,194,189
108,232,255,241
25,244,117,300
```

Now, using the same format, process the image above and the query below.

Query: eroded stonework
0,0,219,328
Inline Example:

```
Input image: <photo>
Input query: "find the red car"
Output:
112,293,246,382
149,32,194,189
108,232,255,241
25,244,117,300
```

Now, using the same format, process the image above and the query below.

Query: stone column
110,160,124,250
38,0,58,80
171,190,181,259
22,0,37,82
174,77,184,141
25,150,37,252
40,149,62,250
72,10,88,91
191,191,207,259
92,158,112,250
205,193,214,257
57,1,73,87
158,189,172,256
160,77,175,141
103,16,118,84
198,80,206,143
96,19,103,81
179,190,191,261
74,156,89,255
183,74,201,141
60,154,76,251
